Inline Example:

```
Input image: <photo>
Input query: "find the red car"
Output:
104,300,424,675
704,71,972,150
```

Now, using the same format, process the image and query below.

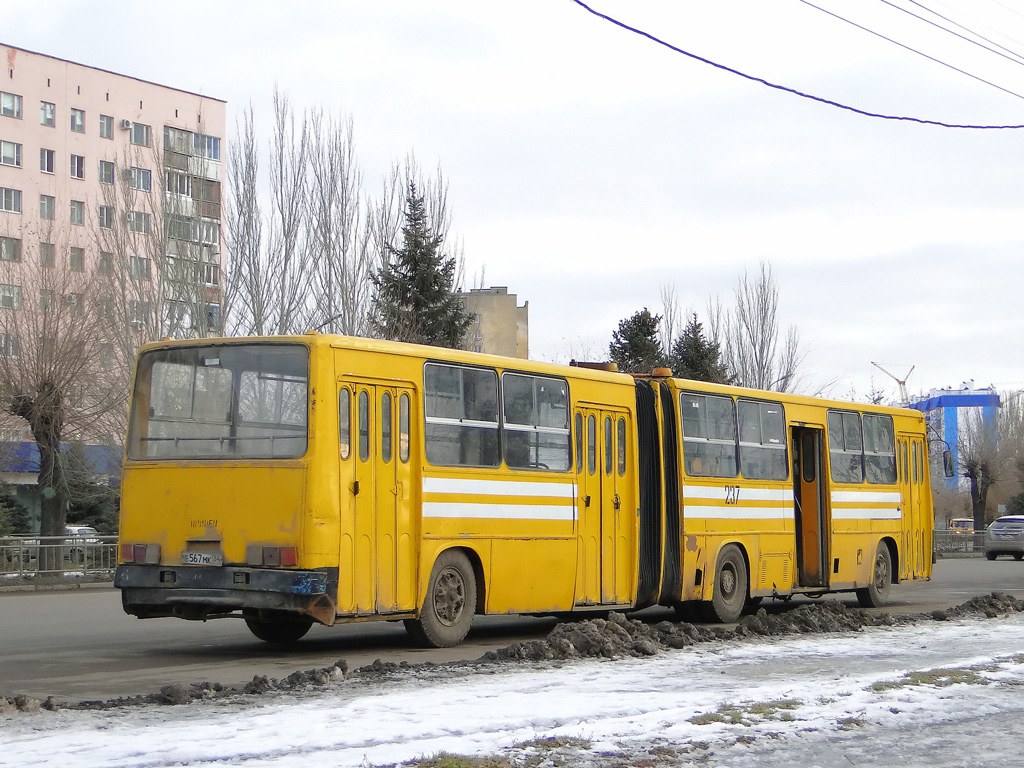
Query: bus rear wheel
244,613,314,643
699,545,748,623
856,543,892,608
405,550,477,648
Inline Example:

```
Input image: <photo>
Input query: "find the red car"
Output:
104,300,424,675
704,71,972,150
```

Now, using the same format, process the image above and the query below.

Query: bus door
576,408,626,605
342,381,416,615
899,434,926,576
792,426,828,587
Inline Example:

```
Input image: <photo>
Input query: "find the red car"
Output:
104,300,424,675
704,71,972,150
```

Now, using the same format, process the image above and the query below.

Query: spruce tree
369,182,471,348
608,308,666,374
669,313,730,384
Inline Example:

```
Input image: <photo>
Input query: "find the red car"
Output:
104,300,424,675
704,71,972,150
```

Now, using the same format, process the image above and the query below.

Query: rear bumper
114,564,337,624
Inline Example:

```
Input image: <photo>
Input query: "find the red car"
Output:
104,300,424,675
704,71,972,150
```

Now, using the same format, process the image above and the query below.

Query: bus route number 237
724,486,741,505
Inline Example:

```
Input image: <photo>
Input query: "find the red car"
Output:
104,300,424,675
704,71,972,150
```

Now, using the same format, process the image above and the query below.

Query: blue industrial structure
907,385,1000,489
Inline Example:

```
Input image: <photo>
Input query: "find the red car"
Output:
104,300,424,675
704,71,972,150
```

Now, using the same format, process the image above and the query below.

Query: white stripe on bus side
423,477,576,499
422,502,575,521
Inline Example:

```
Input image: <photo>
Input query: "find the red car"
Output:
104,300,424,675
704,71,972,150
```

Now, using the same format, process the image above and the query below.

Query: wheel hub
433,566,466,626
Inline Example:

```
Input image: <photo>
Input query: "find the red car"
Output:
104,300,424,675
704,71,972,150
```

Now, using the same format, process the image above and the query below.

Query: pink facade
0,42,226,315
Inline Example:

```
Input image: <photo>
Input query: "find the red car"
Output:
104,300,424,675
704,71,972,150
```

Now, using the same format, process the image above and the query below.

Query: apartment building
0,43,226,334
459,286,529,359
0,43,226,523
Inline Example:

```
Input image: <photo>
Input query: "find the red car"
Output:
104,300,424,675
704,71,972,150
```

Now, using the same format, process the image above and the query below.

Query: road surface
1,556,1022,702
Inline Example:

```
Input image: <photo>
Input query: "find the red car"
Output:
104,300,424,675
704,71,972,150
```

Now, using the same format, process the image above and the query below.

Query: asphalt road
2,556,1023,703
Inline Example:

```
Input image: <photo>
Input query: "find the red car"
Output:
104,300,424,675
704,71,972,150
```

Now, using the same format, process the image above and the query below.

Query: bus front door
344,382,416,615
792,427,828,588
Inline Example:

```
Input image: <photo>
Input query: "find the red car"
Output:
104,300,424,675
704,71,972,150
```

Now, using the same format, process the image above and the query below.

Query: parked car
984,516,1024,561
64,525,99,563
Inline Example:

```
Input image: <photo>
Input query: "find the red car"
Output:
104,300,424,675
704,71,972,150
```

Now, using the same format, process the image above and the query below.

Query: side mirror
942,450,955,478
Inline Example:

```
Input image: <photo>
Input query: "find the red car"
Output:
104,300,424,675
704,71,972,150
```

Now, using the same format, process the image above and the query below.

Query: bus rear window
127,343,309,460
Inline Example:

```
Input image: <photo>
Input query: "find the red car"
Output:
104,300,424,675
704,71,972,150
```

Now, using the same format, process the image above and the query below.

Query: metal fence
933,530,983,555
0,535,118,577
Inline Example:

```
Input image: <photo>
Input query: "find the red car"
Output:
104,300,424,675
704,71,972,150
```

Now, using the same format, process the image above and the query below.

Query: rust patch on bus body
685,535,699,552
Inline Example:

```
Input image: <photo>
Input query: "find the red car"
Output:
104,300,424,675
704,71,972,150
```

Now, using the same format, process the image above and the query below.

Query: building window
163,126,193,154
128,210,151,234
70,107,85,133
65,293,84,317
69,246,85,272
130,255,151,280
1,92,22,119
130,122,151,147
99,114,113,139
194,133,221,160
39,195,55,220
0,140,21,167
0,283,21,309
166,213,198,241
40,101,55,127
198,261,220,286
70,199,84,225
98,251,113,274
99,160,114,185
165,170,191,197
39,289,55,314
39,242,55,267
0,333,20,359
129,167,151,192
0,187,21,213
40,148,54,174
98,205,114,229
70,154,85,179
206,303,221,330
130,300,151,326
0,237,21,263
200,221,220,248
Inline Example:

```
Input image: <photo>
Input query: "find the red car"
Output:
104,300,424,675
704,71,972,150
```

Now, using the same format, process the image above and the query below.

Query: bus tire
244,614,313,643
699,545,748,623
405,550,476,648
856,543,892,608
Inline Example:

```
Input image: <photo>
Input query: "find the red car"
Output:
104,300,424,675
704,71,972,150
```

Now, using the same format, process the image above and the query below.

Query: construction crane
871,362,915,404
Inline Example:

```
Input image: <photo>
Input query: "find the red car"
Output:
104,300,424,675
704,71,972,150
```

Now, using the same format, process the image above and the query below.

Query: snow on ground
4,614,1024,768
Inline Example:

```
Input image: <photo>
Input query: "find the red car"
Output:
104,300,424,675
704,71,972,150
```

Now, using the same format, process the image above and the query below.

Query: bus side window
381,392,392,464
358,390,370,463
399,393,410,463
339,388,351,460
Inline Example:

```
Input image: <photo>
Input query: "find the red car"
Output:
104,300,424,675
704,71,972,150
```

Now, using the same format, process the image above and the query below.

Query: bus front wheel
856,543,892,608
699,544,748,623
244,613,313,643
405,550,477,648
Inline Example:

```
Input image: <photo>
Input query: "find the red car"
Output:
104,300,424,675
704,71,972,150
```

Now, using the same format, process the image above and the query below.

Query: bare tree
708,261,803,392
658,282,683,358
225,89,312,336
0,229,121,558
306,109,375,335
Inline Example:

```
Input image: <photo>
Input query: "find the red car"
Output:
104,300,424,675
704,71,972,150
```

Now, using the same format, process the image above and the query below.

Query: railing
933,530,983,555
0,535,118,577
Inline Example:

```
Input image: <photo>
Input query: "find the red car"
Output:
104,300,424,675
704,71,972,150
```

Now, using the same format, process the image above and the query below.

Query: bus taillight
120,543,160,563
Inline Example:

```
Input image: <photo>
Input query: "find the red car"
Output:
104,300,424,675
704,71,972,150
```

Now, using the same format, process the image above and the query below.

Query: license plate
182,551,223,566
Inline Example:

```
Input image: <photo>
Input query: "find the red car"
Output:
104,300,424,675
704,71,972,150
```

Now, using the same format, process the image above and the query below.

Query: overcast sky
9,0,1024,401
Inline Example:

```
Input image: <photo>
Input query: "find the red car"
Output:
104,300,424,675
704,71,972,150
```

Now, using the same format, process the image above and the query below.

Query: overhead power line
569,0,1024,129
904,0,1024,65
800,0,1024,100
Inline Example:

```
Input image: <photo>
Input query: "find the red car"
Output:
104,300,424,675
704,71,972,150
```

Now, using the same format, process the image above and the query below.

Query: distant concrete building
459,286,528,359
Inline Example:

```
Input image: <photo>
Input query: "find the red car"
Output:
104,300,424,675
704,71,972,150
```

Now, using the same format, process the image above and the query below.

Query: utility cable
569,0,1024,129
891,0,1024,67
910,0,1024,63
800,0,1024,100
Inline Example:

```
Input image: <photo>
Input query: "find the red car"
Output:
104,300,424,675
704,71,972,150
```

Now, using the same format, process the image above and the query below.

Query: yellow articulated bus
114,334,933,646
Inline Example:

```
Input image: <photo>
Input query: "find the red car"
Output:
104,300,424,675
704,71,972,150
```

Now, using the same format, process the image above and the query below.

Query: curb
0,580,115,594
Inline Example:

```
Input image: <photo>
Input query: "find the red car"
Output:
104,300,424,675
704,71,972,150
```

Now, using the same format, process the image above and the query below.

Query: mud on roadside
3,591,1022,714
